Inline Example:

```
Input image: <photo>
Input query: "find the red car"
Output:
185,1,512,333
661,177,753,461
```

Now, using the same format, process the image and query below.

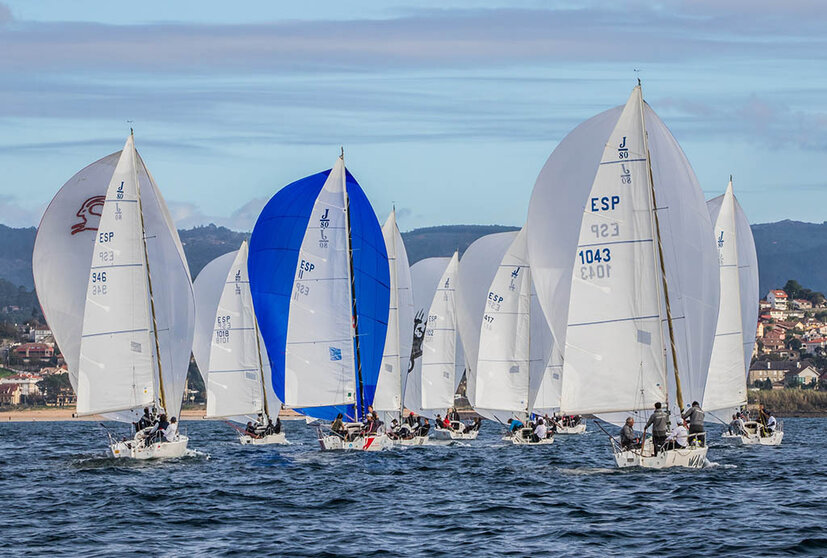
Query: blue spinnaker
248,167,390,421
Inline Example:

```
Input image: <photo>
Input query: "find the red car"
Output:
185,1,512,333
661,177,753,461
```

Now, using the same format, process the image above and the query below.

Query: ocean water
1,417,825,557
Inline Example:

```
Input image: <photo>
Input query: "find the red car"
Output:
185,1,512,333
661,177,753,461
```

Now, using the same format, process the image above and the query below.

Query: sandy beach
0,407,305,422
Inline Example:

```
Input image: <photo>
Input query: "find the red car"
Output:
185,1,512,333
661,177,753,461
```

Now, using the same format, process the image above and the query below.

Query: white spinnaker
33,152,120,392
704,181,752,412
707,187,759,380
77,136,156,416
206,242,270,418
559,87,667,415
420,252,460,410
285,158,357,408
527,87,719,415
475,230,532,413
374,210,415,413
405,257,449,417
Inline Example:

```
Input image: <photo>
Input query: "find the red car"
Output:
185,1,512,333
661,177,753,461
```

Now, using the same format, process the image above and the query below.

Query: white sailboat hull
613,444,708,469
393,435,429,446
740,431,783,446
239,433,289,445
556,423,586,435
110,435,189,460
318,433,393,451
431,427,479,441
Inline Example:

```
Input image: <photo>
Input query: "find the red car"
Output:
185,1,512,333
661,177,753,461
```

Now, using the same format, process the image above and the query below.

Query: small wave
557,467,619,475
703,458,736,469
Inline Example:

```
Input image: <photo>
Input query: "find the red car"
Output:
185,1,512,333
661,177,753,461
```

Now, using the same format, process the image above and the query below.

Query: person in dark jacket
417,418,430,437
331,413,345,437
135,408,153,433
644,403,668,456
619,417,640,450
682,401,705,446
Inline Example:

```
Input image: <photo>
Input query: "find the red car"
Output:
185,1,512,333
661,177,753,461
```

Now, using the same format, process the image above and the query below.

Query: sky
1,0,826,232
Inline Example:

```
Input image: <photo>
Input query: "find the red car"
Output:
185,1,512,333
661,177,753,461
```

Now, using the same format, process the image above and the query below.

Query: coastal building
767,290,788,310
748,360,804,386
785,365,820,386
792,299,813,310
28,329,53,343
11,343,54,359
802,338,827,354
0,383,22,405
759,300,771,311
0,374,43,399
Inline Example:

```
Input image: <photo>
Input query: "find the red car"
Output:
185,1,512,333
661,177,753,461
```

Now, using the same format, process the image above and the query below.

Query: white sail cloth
405,257,449,418
526,86,719,415
33,136,194,421
474,229,560,415
706,186,759,382
420,252,460,411
373,210,415,413
703,182,758,412
210,243,276,418
284,158,358,408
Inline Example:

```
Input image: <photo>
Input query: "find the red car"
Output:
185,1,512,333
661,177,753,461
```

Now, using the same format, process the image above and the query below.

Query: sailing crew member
417,418,431,437
387,419,400,439
146,414,170,444
331,413,345,437
682,401,705,446
644,402,668,455
619,417,640,450
532,418,548,442
163,417,179,442
245,421,257,437
136,408,152,433
465,417,482,433
766,412,777,434
405,412,418,429
448,408,461,422
729,414,745,435
664,418,688,451
507,418,524,433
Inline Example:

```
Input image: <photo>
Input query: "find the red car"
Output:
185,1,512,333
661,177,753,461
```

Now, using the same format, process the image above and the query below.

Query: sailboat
418,252,478,441
705,181,777,445
33,132,196,459
526,84,720,469
373,210,423,445
192,243,287,445
248,154,392,451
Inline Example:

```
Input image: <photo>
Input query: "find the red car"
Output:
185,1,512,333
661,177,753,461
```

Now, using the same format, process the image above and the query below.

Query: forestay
420,253,460,410
77,136,156,416
373,210,415,413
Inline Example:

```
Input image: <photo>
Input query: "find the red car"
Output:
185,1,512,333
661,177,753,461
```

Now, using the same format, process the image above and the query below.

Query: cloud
0,195,45,228
166,196,269,231
0,3,12,25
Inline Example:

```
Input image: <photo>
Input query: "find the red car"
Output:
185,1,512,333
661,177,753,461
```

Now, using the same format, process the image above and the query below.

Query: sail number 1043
578,248,611,281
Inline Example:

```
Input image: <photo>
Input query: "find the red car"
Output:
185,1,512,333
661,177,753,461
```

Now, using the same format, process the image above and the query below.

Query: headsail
420,252,460,410
373,209,415,414
77,135,156,416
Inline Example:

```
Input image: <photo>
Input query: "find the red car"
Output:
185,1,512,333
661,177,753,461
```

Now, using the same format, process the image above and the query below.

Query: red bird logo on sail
71,195,106,235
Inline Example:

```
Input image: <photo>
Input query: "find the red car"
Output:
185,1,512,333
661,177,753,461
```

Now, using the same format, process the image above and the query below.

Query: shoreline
0,407,305,422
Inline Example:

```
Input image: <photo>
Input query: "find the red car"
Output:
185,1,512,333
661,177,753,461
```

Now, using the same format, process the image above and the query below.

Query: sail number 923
578,248,612,281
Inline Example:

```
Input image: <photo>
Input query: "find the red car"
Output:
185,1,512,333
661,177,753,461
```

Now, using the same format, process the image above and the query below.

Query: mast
526,265,532,419
132,130,167,413
253,313,270,419
638,83,684,412
342,150,366,420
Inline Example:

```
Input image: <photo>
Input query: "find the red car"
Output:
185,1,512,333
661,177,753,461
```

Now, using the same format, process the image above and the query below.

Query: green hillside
1,219,825,322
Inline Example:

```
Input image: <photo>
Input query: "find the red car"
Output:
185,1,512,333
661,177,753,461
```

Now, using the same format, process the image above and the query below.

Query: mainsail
34,134,194,421
420,252,460,411
373,209,415,415
526,85,719,416
703,180,758,411
77,135,156,416
249,157,390,421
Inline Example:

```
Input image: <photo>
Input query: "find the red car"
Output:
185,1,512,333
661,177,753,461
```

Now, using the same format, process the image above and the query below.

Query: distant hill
1,219,825,322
